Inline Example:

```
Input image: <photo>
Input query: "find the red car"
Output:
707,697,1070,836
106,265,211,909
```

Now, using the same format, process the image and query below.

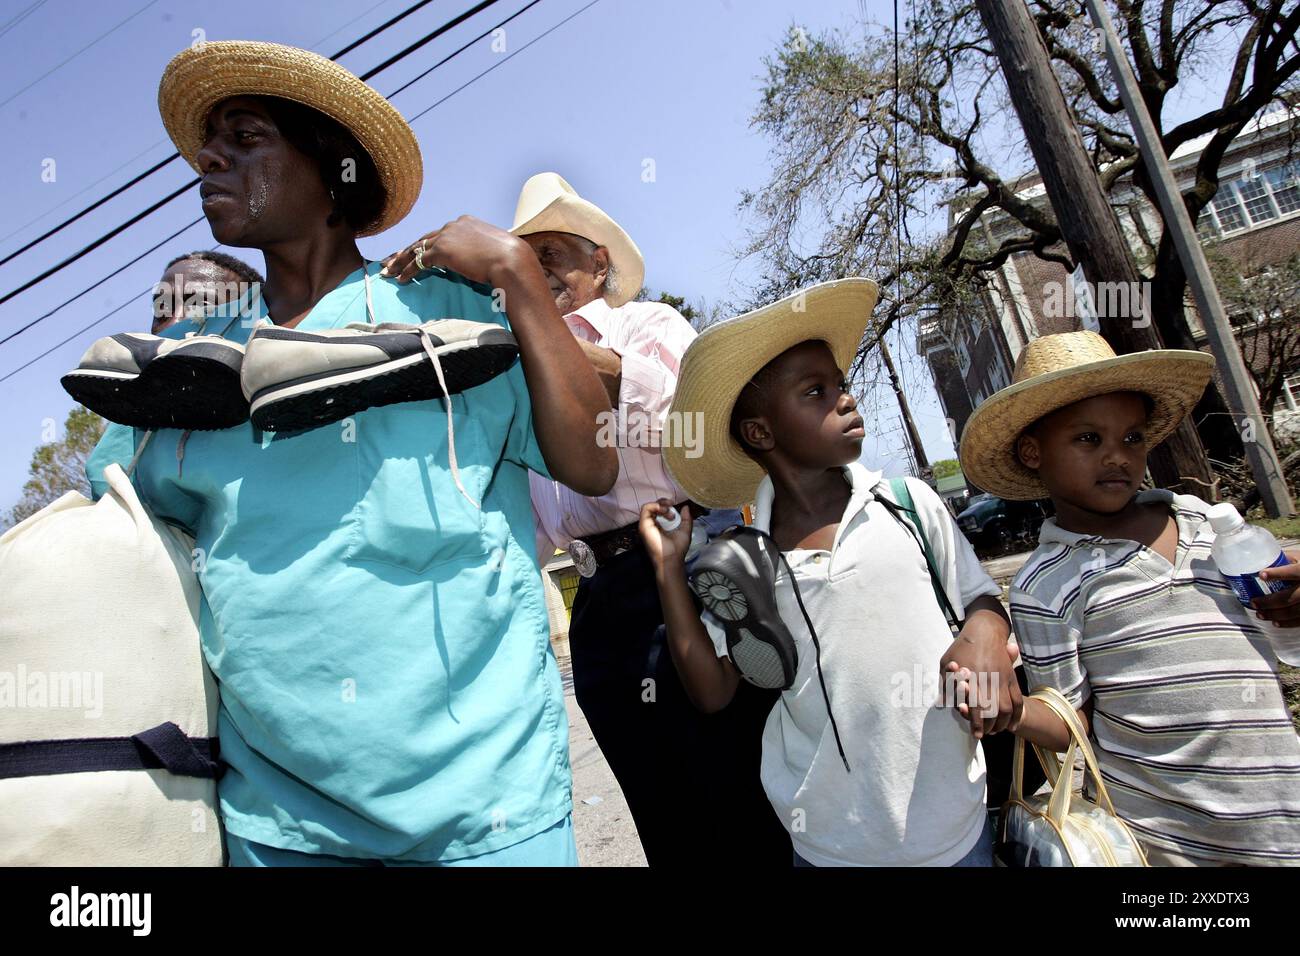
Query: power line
0,154,180,269
0,1,401,254
0,0,159,110
0,0,600,382
308,0,395,54
0,178,197,309
386,0,542,101
333,0,438,60
0,216,206,374
357,0,499,81
0,0,485,273
0,0,46,43
0,139,172,249
409,0,598,123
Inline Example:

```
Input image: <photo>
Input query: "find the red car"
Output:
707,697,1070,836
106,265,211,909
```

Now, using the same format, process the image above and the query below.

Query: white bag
999,687,1148,867
0,463,223,865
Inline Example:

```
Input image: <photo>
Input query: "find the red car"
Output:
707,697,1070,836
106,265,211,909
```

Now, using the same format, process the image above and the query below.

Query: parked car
957,493,1054,557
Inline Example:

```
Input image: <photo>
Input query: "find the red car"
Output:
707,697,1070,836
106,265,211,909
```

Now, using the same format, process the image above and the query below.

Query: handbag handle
1010,687,1121,821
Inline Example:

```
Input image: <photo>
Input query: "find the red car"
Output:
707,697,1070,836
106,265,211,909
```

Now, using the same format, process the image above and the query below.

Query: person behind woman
85,41,616,866
151,250,263,334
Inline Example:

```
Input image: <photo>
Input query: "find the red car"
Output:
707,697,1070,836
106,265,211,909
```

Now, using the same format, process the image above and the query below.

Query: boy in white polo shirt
642,280,1022,867
960,330,1300,866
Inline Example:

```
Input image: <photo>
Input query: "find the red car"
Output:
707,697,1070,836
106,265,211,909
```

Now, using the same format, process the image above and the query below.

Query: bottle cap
1206,502,1245,535
655,507,681,533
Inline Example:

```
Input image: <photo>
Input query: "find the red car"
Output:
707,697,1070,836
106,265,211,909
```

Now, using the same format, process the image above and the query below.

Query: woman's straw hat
959,330,1215,500
158,41,422,237
510,173,645,308
664,279,879,509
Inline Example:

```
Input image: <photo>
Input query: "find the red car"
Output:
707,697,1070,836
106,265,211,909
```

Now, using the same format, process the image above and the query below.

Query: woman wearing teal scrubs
87,41,616,865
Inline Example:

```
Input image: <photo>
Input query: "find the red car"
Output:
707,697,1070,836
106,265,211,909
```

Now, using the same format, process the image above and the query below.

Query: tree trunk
1148,229,1246,464
976,0,1213,493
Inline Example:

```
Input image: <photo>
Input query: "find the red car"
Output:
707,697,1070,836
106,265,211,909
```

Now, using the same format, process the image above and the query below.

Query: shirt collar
568,296,615,337
1036,487,1189,548
752,461,886,534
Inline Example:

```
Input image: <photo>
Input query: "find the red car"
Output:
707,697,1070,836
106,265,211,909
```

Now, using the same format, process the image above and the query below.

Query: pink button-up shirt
531,296,696,558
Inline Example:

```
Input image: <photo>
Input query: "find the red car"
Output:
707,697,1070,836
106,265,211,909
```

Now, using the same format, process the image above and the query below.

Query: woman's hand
380,215,532,290
638,499,693,574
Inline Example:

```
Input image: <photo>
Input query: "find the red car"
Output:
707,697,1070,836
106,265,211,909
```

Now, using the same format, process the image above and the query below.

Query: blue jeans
793,814,995,867
226,814,578,867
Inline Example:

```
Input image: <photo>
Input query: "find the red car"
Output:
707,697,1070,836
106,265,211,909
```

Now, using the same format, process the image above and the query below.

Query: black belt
0,721,222,780
577,500,706,568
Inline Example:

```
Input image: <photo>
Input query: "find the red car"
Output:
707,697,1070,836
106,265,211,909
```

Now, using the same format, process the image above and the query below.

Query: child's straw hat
959,331,1214,500
664,279,879,509
158,41,422,237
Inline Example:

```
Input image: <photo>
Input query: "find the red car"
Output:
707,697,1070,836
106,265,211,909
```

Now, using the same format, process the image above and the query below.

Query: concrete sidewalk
559,658,647,867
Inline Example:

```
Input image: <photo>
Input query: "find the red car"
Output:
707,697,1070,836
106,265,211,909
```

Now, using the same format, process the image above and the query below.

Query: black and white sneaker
241,319,520,432
61,332,248,430
688,526,799,690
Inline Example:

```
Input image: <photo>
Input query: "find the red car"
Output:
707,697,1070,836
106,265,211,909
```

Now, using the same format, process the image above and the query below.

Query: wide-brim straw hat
158,40,422,237
664,279,880,509
959,330,1215,500
510,172,645,307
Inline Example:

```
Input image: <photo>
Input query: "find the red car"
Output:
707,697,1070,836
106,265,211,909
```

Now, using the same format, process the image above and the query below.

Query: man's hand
938,596,1021,739
380,215,529,290
1253,549,1300,628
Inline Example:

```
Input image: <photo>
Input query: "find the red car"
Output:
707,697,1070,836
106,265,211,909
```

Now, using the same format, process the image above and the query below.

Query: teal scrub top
86,263,572,861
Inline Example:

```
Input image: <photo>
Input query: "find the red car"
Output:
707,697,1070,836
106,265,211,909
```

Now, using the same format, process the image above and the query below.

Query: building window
1197,208,1218,239
1236,174,1278,223
1211,186,1247,233
1266,164,1300,214
1205,161,1300,235
1278,370,1300,413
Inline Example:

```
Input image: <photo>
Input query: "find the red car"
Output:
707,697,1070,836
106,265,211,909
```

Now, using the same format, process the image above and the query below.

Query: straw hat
158,41,422,237
663,279,880,509
510,173,645,307
959,331,1215,500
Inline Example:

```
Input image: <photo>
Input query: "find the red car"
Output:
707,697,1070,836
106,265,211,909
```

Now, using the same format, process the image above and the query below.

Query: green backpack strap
883,477,962,628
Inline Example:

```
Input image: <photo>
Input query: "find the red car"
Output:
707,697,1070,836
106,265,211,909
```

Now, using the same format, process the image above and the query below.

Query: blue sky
0,0,974,511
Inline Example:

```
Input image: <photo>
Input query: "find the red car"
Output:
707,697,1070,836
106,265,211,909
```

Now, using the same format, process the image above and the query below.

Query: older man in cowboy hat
503,173,791,866
84,43,615,867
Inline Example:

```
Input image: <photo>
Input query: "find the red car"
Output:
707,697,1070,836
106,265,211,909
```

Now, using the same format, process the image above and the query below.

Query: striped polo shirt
1010,490,1300,865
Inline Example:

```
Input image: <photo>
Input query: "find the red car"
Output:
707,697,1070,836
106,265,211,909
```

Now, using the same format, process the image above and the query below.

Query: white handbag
998,687,1148,867
0,462,223,865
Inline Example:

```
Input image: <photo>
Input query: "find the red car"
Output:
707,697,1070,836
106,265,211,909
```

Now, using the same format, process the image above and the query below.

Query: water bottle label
1223,553,1293,606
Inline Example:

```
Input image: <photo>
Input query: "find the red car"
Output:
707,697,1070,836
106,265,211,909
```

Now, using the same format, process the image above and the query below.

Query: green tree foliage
3,407,106,530
932,458,962,480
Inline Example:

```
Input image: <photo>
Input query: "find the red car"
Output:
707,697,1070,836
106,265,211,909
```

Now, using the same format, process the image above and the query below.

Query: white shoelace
367,267,479,512
137,266,481,512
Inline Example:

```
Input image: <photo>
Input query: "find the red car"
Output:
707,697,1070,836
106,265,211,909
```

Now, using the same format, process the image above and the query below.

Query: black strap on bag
874,479,1044,807
0,721,222,780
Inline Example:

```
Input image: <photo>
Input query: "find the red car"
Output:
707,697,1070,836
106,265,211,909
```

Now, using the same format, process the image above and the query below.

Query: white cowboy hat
509,172,645,308
959,330,1215,500
663,279,880,509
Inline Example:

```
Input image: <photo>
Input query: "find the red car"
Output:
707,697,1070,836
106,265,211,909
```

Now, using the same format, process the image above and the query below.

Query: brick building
920,109,1300,457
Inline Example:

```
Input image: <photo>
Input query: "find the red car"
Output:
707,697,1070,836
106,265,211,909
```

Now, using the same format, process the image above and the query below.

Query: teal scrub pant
226,814,577,867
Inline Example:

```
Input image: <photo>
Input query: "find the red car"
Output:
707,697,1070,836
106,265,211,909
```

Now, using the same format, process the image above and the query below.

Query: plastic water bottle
1207,502,1300,665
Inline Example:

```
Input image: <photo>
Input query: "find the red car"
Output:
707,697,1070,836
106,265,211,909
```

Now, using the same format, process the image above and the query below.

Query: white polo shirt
704,463,1002,866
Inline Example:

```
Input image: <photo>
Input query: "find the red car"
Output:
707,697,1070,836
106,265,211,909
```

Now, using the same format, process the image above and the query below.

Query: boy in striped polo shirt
960,331,1300,866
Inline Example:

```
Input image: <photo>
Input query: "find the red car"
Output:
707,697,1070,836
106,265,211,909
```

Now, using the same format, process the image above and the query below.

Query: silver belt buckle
566,539,598,579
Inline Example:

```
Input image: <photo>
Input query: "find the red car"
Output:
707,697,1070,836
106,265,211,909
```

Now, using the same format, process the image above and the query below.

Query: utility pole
1083,0,1293,517
878,331,931,474
973,0,1212,495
